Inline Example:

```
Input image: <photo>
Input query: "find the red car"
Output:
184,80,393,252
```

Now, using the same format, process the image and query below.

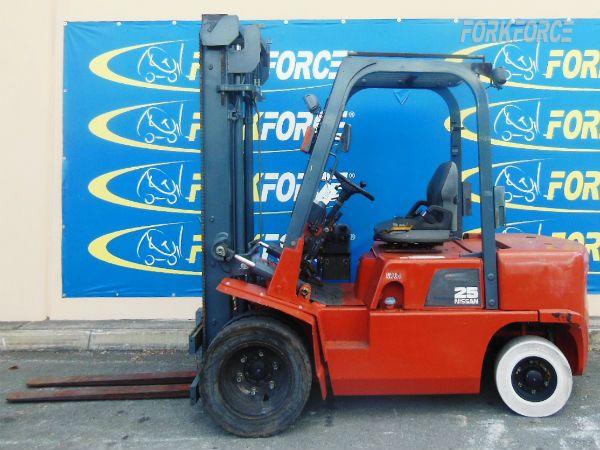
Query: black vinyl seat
374,161,458,245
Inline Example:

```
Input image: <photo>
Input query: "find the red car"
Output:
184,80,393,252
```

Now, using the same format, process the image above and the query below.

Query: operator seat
374,161,458,245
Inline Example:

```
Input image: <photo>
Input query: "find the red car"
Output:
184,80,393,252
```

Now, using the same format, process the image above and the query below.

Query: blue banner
63,19,600,297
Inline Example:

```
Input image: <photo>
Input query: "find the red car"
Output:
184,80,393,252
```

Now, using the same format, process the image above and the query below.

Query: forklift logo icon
495,161,541,203
136,164,183,205
136,43,184,84
136,226,183,267
493,99,541,143
136,104,183,144
492,42,539,82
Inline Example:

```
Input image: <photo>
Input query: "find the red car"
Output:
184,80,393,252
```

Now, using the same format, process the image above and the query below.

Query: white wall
1,0,599,321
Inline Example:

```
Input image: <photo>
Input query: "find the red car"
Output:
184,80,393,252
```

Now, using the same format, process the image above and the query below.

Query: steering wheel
333,170,375,201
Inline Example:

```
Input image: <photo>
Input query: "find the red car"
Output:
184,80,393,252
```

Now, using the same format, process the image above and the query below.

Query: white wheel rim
496,336,572,417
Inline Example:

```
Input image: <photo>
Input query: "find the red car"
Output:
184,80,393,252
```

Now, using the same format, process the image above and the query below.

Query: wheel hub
246,359,269,382
511,356,558,402
525,369,543,387
219,344,291,417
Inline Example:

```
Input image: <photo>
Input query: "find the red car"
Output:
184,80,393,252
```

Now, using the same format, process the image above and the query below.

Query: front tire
201,315,312,437
495,336,572,417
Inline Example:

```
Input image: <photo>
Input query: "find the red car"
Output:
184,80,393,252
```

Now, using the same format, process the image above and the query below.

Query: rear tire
201,315,312,437
495,336,572,417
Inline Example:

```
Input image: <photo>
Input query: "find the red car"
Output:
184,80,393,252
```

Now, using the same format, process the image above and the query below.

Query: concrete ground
0,351,599,450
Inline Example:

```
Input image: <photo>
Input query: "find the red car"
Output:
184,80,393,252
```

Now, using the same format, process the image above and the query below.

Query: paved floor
0,350,599,450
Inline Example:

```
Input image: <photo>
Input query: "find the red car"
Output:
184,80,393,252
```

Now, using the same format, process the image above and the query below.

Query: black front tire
201,314,312,437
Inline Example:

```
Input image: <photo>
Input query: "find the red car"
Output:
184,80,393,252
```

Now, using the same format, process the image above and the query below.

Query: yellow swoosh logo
452,41,600,92
445,98,600,154
88,223,202,276
88,161,201,214
88,101,200,153
462,159,600,213
89,40,198,92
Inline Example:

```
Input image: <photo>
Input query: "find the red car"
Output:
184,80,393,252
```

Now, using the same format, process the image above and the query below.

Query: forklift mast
189,15,269,372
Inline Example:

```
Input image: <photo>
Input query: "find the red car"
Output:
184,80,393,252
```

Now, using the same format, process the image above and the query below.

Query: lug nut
258,351,264,357
236,372,243,383
250,387,256,396
272,362,279,371
269,381,275,390
240,356,247,363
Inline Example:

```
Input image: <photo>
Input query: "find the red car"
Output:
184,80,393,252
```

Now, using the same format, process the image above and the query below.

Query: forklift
190,15,589,437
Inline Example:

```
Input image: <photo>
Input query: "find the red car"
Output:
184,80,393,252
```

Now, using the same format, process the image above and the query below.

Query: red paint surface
218,233,589,398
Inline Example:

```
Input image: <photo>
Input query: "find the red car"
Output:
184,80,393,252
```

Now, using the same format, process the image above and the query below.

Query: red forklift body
218,233,589,398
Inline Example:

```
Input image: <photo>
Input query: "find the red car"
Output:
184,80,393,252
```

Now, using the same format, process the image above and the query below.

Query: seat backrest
426,161,458,231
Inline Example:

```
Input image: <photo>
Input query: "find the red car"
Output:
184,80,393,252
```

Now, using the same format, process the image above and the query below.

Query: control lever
258,241,282,258
233,254,275,279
